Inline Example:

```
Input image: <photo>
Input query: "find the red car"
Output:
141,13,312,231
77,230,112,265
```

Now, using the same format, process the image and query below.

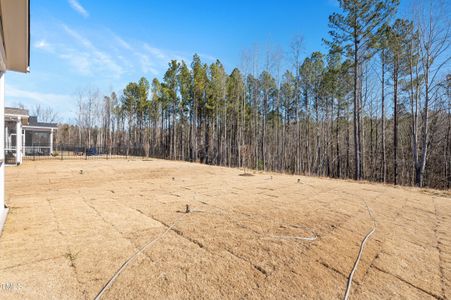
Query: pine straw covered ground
0,159,450,299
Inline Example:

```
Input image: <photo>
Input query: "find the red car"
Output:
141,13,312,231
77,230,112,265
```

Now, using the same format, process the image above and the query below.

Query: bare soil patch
0,159,449,299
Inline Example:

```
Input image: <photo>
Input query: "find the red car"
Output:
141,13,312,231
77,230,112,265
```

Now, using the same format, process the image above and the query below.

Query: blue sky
5,0,412,122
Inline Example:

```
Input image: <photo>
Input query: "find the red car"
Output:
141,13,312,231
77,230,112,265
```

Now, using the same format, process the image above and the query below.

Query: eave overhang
0,0,30,73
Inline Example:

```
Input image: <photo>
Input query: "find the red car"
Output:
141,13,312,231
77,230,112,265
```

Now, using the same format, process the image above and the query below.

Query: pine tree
327,0,399,180
386,19,414,185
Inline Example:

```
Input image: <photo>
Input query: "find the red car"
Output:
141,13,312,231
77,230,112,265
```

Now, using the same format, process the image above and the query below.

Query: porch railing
23,146,52,156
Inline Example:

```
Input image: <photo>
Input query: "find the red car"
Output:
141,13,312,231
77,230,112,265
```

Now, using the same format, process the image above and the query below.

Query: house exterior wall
0,0,31,234
0,73,6,229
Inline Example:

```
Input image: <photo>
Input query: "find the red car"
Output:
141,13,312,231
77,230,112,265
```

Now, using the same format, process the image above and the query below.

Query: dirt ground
0,159,449,299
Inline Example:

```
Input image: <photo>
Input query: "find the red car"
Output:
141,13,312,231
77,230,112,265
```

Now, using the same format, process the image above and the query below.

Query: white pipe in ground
343,200,376,300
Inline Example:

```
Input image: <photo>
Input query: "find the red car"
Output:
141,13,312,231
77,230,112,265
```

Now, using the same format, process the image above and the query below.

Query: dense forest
57,0,450,189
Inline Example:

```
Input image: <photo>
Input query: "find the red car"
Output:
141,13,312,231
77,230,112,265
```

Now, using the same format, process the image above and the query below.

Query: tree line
58,0,450,189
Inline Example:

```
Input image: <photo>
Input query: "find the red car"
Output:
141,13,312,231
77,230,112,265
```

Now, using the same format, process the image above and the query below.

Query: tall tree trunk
336,99,340,177
305,91,310,174
381,51,387,183
416,60,430,187
353,37,361,180
393,62,399,185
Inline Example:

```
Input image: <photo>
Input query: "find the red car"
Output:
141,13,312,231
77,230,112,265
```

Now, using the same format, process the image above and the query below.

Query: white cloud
199,53,217,63
68,0,89,18
61,24,124,77
5,84,73,105
135,52,159,75
141,43,192,72
113,34,132,50
34,39,52,51
5,84,74,120
144,43,168,61
34,22,215,82
107,35,167,75
62,24,93,49
142,43,190,64
59,51,92,75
